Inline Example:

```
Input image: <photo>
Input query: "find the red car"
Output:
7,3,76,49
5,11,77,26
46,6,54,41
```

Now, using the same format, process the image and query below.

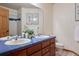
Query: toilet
56,43,64,49
56,42,64,55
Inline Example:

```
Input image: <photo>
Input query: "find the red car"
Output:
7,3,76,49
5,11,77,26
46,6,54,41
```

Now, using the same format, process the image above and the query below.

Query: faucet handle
15,35,18,40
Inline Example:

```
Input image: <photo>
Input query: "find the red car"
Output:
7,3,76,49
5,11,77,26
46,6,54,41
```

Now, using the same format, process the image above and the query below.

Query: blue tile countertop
0,35,56,56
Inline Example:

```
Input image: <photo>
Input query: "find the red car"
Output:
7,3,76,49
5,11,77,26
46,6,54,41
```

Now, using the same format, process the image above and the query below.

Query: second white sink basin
35,35,49,38
5,38,31,45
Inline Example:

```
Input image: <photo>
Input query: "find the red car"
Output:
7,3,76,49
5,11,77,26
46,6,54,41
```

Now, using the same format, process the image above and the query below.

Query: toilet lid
56,43,64,46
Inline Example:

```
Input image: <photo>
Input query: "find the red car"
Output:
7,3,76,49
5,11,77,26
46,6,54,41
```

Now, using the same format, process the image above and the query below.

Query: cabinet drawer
42,46,50,55
27,44,41,55
42,40,51,48
31,51,41,56
43,52,51,56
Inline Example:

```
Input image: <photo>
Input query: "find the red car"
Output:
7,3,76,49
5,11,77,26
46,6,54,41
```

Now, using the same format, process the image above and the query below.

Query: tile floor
56,48,77,56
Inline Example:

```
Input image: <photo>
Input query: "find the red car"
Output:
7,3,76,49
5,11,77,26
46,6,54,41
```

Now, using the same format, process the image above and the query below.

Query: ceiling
0,3,38,10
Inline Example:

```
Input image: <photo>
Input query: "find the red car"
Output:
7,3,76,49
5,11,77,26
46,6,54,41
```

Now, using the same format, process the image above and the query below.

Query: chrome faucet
15,35,18,40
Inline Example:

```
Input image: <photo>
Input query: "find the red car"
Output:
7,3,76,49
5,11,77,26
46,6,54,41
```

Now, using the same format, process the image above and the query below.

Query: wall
17,9,21,35
53,3,79,54
9,9,18,19
32,4,53,35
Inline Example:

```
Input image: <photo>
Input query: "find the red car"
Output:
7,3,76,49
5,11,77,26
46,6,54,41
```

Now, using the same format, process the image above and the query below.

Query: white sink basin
5,38,31,45
0,36,13,40
35,35,49,38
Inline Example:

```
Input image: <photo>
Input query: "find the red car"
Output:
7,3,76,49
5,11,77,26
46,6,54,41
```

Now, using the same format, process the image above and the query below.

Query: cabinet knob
6,30,9,32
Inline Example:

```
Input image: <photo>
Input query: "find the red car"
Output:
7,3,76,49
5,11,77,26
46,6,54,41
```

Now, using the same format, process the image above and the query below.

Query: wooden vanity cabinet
7,38,55,56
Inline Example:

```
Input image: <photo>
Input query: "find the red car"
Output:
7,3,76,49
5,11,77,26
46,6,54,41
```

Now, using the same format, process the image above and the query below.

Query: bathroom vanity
0,36,56,56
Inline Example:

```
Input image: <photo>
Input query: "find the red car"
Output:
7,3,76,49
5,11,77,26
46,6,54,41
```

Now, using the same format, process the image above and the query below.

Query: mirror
26,13,39,25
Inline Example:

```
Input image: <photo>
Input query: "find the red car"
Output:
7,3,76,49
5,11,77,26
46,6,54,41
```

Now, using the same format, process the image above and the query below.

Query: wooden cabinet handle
6,30,9,32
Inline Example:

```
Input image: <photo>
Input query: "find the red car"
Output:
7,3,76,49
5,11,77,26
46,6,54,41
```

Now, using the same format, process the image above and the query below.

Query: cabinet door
0,7,9,37
50,39,55,56
2,16,9,36
42,40,51,48
50,44,55,56
0,16,3,37
27,44,41,55
42,46,50,55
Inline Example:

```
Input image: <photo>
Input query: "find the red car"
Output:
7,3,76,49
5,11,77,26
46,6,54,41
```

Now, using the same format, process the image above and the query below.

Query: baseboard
63,49,79,56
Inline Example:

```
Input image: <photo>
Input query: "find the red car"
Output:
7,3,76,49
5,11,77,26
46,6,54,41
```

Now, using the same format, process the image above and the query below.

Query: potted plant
26,29,34,39
23,29,34,39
